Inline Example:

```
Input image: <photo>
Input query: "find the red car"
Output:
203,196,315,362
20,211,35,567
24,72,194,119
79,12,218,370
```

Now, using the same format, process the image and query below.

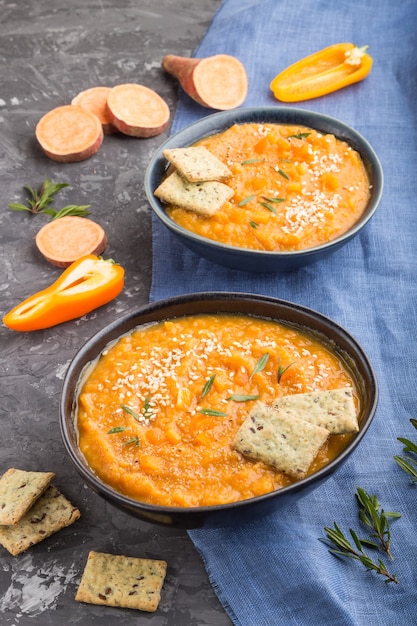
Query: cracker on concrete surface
0,485,81,556
232,401,329,479
75,550,167,612
0,468,55,525
163,146,232,182
154,170,233,217
272,387,359,434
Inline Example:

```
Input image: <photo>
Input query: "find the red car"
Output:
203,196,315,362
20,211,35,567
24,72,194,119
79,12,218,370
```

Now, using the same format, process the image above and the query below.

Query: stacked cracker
0,468,80,556
154,146,233,216
0,469,167,613
232,387,359,479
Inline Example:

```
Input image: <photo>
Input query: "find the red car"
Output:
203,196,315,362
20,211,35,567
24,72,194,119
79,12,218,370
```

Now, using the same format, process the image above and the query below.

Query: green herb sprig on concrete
8,179,90,220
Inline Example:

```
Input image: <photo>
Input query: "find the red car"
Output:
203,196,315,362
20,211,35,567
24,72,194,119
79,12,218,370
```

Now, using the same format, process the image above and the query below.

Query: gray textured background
0,1,233,624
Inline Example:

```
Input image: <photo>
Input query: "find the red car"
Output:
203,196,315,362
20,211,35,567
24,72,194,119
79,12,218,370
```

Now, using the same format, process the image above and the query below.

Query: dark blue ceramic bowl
145,107,383,272
60,292,378,529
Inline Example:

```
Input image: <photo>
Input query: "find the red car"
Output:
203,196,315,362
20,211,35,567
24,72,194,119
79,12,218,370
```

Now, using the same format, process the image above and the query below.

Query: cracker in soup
154,171,233,216
163,146,232,182
272,387,359,434
232,401,329,479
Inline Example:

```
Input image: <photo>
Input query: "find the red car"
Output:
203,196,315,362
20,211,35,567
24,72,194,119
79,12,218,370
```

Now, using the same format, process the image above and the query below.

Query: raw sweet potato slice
35,216,107,267
35,105,104,162
71,87,117,134
106,83,170,138
162,54,248,110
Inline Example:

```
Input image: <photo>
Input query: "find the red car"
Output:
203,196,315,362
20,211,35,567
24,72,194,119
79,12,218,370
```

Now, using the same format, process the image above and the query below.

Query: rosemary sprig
287,132,311,140
394,419,417,482
124,436,140,447
121,404,141,421
322,522,399,584
8,179,90,219
249,220,259,228
250,352,270,379
107,427,140,447
238,194,256,206
226,394,260,402
121,402,153,422
200,375,216,400
48,204,91,220
143,397,153,420
277,358,294,383
356,487,401,559
241,158,264,165
198,408,228,417
259,201,276,214
275,167,289,180
8,179,69,213
394,455,417,481
322,487,401,584
262,196,285,204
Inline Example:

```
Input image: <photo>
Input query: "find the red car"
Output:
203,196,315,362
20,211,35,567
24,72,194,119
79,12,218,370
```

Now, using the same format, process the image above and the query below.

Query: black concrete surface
0,1,233,624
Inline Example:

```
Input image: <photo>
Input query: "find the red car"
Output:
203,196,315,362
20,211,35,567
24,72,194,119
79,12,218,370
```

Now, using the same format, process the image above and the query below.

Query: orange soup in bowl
76,313,360,508
166,122,371,251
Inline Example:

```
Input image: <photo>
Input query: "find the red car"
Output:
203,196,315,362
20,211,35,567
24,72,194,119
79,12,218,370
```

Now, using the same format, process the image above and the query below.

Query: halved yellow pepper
3,255,124,332
270,43,372,102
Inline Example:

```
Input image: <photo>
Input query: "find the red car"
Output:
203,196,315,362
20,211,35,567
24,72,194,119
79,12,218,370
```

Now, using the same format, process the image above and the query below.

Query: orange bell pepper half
3,255,124,332
270,43,373,102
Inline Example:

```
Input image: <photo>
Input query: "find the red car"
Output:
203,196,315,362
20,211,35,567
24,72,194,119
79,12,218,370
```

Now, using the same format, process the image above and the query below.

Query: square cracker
163,146,232,182
75,551,167,612
0,468,55,525
154,170,233,217
272,387,359,435
232,402,329,479
0,485,81,556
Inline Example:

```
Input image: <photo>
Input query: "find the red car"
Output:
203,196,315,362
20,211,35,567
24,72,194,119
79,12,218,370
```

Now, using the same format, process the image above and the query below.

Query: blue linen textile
150,1,417,624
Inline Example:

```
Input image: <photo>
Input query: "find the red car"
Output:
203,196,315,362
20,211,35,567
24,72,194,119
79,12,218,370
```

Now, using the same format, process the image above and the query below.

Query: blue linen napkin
150,1,417,624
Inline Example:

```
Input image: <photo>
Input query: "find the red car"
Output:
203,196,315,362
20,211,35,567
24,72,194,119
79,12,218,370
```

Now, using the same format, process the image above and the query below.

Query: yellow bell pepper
270,43,373,102
3,255,124,332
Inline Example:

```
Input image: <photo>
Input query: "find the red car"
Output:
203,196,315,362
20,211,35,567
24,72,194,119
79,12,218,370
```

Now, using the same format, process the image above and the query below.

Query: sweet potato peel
71,87,117,134
35,216,107,267
106,84,170,137
162,54,248,110
35,105,104,162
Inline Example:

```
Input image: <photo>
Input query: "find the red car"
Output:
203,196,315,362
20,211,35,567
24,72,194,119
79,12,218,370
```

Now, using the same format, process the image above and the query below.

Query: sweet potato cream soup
76,314,360,508
167,123,371,251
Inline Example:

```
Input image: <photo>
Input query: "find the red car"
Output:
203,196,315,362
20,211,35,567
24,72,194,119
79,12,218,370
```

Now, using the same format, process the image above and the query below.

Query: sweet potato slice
162,54,248,110
71,87,117,135
35,105,104,162
35,216,107,267
106,84,170,138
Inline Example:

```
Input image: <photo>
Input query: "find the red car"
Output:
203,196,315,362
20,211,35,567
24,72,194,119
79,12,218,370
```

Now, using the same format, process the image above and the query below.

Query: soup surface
77,314,359,507
166,122,371,251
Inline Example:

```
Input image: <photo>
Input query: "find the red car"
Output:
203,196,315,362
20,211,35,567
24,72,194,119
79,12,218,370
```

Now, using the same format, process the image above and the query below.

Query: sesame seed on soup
166,123,371,251
76,314,360,508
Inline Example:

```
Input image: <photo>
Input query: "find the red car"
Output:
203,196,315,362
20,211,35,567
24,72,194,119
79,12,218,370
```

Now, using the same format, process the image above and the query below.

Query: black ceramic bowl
145,107,383,272
60,292,378,529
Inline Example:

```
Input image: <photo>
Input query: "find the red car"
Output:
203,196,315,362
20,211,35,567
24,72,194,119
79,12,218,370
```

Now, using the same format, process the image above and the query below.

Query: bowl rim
60,291,378,517
145,106,384,259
